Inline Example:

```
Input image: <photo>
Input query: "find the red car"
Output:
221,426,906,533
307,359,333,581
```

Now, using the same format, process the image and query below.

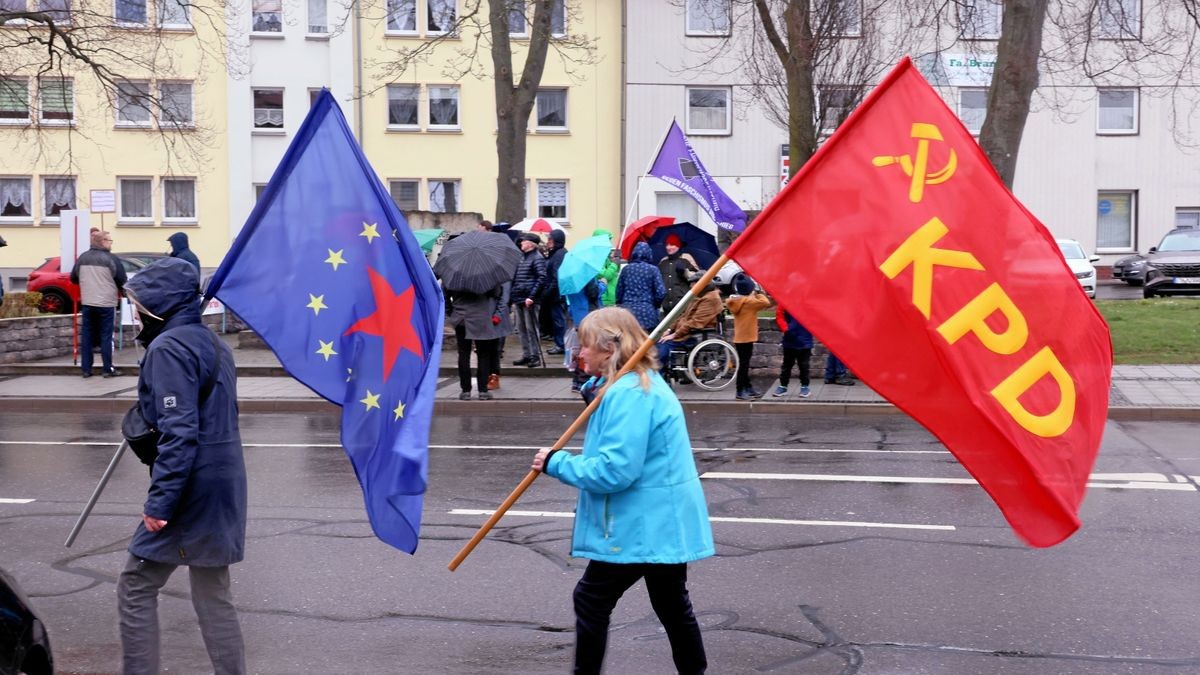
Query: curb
0,364,570,379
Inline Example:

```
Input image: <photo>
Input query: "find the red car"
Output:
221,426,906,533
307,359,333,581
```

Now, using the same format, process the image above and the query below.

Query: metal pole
64,440,129,547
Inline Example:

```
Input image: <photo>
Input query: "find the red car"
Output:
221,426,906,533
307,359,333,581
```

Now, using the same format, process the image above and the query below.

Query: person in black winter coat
542,229,569,354
167,232,201,277
118,257,247,674
510,233,548,367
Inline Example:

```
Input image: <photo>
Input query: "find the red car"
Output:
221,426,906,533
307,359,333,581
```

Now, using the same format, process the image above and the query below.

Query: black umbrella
433,231,522,294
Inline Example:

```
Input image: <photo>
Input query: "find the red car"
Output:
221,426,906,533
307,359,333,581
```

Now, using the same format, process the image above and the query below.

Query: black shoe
546,347,565,355
81,371,93,378
512,357,530,366
102,368,121,378
747,388,765,399
525,359,540,368
831,378,855,386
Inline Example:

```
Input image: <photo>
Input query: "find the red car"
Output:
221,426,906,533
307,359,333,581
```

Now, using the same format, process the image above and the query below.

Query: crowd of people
440,222,854,402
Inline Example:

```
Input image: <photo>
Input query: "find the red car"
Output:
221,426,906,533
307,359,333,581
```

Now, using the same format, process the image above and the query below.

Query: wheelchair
665,321,739,391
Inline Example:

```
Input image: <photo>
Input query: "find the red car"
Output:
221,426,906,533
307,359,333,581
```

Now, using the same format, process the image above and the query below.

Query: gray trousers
117,554,246,675
515,303,541,360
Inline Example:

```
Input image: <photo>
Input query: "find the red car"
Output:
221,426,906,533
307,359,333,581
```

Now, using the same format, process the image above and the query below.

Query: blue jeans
80,305,115,374
825,352,847,381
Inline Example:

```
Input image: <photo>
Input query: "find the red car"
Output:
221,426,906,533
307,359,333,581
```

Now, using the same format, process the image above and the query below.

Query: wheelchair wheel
687,339,738,390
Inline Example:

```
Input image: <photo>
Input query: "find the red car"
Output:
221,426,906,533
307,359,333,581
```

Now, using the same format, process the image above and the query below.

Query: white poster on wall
202,298,226,316
59,210,91,276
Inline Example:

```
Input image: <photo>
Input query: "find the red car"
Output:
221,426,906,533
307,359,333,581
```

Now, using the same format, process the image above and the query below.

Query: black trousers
572,560,706,675
455,326,498,393
779,347,812,387
734,342,754,391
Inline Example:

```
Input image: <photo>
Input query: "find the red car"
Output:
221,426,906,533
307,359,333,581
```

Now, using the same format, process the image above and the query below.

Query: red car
27,255,152,314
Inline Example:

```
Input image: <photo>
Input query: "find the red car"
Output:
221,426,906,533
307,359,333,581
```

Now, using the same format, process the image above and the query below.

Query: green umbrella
412,228,444,253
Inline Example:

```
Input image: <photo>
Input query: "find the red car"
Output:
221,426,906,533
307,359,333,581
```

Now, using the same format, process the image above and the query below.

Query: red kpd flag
729,57,1112,547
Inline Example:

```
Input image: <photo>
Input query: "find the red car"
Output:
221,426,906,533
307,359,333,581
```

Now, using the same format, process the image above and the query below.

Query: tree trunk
491,0,555,224
783,1,817,177
979,0,1048,188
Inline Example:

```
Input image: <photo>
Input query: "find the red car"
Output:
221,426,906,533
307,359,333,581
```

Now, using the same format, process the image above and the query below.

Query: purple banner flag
648,120,747,232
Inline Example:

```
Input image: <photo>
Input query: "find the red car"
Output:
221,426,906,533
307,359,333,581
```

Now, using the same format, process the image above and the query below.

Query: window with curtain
429,180,459,212
0,78,29,121
390,180,419,210
819,86,857,131
1098,88,1137,133
535,88,566,129
685,0,729,35
508,1,526,34
537,180,567,220
686,87,729,134
157,0,188,26
159,82,193,127
307,0,326,32
428,0,455,33
252,0,282,32
163,178,196,220
428,86,459,127
38,78,72,122
959,0,1001,38
38,0,70,24
119,178,153,219
549,0,564,36
1096,191,1134,250
0,177,32,218
253,89,284,129
116,80,151,125
386,0,415,31
42,177,75,217
958,88,987,134
1098,0,1138,38
387,85,419,127
115,0,145,23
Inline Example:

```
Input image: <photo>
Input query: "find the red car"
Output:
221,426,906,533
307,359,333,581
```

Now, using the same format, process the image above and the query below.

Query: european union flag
205,90,443,554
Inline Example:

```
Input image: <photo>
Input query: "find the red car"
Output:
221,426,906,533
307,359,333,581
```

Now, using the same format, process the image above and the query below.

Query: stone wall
0,312,238,364
403,211,484,235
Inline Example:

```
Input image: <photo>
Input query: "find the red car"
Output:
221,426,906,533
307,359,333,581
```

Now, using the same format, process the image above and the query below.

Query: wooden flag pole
448,253,730,571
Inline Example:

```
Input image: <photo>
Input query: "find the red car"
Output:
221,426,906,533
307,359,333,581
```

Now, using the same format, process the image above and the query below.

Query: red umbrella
619,215,675,259
511,217,564,233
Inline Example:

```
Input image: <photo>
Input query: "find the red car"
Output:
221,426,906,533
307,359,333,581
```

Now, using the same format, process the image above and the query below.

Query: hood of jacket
125,257,200,321
630,241,655,264
168,231,190,255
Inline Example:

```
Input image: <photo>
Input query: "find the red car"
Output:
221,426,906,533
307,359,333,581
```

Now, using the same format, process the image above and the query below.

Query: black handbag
121,330,223,467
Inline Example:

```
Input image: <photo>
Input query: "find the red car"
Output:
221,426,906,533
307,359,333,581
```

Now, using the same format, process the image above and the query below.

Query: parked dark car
0,567,53,675
1142,228,1200,298
27,254,147,314
1114,223,1199,285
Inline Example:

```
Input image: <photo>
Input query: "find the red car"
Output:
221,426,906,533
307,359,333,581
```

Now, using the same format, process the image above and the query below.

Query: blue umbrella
645,222,720,269
558,235,614,295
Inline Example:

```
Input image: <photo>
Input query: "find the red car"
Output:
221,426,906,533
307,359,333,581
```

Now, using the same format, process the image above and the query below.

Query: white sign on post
59,210,91,276
202,298,226,316
90,190,116,214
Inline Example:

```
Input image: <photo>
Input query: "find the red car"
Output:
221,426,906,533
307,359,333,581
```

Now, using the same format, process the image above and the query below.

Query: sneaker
525,359,541,368
799,385,811,398
478,392,493,401
735,389,749,401
772,385,788,398
747,388,765,399
546,347,565,355
459,391,472,400
102,368,121,378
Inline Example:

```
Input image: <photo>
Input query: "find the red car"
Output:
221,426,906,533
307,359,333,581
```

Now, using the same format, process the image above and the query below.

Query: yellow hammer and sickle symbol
871,123,958,203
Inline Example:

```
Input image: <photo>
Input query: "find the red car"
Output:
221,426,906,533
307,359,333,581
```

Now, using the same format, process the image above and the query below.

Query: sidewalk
1,333,1197,419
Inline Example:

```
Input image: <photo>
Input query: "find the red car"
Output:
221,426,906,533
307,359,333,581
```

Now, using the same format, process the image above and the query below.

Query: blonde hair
578,307,659,391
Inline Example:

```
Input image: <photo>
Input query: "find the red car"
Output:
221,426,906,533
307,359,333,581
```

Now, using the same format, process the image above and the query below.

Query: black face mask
136,313,166,347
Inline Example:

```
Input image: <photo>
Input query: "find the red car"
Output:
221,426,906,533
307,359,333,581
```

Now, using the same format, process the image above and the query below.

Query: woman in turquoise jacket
533,306,714,675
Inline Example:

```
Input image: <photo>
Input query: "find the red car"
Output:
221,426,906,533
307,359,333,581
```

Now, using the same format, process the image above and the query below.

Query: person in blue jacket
615,241,667,332
532,306,714,675
117,257,247,675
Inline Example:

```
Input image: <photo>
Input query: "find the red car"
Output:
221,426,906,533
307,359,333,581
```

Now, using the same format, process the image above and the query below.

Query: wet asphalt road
1,411,1199,674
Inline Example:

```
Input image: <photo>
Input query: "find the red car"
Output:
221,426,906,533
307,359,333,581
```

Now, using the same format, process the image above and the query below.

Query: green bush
0,292,44,319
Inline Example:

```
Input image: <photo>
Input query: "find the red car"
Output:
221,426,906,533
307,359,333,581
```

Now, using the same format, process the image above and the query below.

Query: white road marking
702,472,1199,492
0,498,35,504
447,508,955,532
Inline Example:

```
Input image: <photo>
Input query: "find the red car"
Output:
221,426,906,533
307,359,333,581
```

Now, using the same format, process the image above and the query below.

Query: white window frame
1096,88,1138,135
1096,190,1136,253
158,80,194,128
384,0,417,34
252,87,285,132
549,0,565,37
156,0,190,29
507,1,527,37
535,179,568,223
685,86,731,136
306,0,327,34
37,77,73,125
824,0,861,38
427,84,460,130
534,87,567,132
0,77,31,125
115,80,152,128
957,87,988,135
428,179,461,213
41,176,76,221
251,0,282,33
426,0,456,35
1097,0,1139,40
161,177,197,224
386,84,421,130
818,85,856,132
117,176,154,224
1176,208,1200,230
684,0,731,36
113,0,146,26
958,0,1001,39
389,179,420,211
0,0,28,25
0,176,34,223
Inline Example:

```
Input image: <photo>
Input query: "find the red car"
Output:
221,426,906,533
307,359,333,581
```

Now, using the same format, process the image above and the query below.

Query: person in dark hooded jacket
616,241,667,332
167,232,201,277
118,257,247,675
542,229,568,354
